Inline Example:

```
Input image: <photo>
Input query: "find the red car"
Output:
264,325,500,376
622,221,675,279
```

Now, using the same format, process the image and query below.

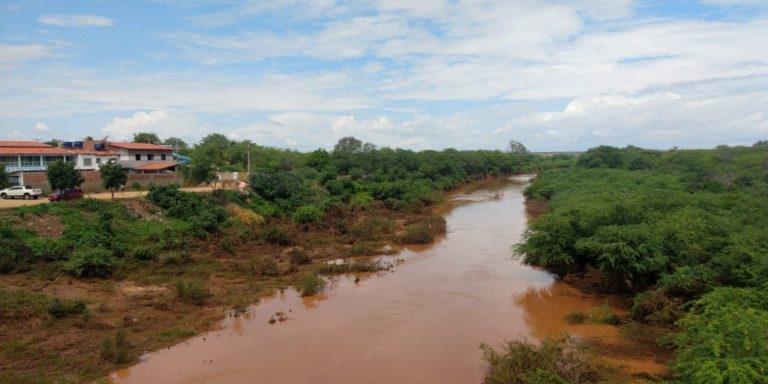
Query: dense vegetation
0,138,554,383
513,143,768,383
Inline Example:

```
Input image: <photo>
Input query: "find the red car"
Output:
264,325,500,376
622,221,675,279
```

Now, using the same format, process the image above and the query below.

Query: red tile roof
0,147,75,155
0,141,53,148
131,162,178,171
108,142,173,151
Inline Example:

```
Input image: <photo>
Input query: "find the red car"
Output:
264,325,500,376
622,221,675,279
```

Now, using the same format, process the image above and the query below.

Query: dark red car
48,188,83,202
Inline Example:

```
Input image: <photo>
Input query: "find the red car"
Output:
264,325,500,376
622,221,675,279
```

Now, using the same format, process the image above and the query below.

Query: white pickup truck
0,185,42,200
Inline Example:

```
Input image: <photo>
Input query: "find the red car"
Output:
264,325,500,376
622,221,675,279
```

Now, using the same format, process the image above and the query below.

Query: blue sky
1,0,766,152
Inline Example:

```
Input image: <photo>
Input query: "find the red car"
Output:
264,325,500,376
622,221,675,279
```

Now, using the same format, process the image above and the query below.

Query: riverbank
0,188,443,383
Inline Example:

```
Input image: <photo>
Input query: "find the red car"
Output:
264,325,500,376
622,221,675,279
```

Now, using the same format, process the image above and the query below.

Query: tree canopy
132,132,161,144
163,137,188,150
515,144,768,383
46,160,84,192
0,163,10,189
181,158,218,190
507,140,528,154
100,160,127,199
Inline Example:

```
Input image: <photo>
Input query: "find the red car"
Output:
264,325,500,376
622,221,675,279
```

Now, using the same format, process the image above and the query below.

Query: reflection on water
110,175,661,383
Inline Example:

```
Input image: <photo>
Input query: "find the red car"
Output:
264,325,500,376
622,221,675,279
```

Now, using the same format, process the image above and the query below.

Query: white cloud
37,14,114,28
0,44,55,70
495,77,768,150
102,110,203,142
34,122,50,132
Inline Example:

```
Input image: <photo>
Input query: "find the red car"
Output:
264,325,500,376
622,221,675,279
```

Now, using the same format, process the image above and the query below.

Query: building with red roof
0,138,180,185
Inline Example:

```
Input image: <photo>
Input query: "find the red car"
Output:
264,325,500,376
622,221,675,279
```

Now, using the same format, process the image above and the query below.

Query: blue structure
172,152,191,165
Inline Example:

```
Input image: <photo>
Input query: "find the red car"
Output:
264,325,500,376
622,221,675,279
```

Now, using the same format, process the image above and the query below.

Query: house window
147,154,155,161
96,158,102,165
161,154,166,160
135,154,141,161
83,158,93,166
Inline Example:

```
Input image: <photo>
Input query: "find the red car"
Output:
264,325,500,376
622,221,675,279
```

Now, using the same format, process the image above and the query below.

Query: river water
110,175,657,383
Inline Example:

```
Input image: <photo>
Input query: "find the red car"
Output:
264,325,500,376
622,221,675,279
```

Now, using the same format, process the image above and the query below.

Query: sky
1,0,767,152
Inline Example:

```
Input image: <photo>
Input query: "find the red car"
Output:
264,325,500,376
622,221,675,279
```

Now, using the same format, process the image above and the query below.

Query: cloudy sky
1,1,766,152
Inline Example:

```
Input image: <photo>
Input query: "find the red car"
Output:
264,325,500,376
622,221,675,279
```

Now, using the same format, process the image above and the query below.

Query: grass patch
155,328,197,342
565,310,590,324
318,260,385,274
0,288,48,320
590,302,620,325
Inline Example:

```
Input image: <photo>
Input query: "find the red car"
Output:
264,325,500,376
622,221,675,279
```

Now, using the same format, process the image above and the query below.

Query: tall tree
181,158,218,191
193,133,232,166
164,137,188,150
100,160,127,199
133,132,161,144
0,163,10,189
507,140,529,154
333,136,363,153
46,160,84,193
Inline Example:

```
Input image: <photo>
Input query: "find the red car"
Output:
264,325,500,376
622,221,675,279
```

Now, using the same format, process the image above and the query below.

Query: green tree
507,140,529,154
0,163,10,189
132,132,161,144
99,160,127,199
46,160,84,193
333,136,363,153
181,158,218,190
195,133,231,158
672,287,768,384
44,139,61,148
163,137,188,150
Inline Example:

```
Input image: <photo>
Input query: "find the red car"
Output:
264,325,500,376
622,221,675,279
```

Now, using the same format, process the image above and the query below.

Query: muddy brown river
110,175,663,383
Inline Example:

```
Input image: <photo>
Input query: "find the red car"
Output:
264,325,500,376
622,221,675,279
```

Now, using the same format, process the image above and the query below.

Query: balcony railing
6,165,47,172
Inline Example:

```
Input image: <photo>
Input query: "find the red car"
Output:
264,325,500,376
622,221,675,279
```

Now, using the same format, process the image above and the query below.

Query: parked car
48,188,83,202
0,185,42,199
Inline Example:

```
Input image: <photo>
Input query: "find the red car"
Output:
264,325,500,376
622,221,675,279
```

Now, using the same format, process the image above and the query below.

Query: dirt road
0,187,213,209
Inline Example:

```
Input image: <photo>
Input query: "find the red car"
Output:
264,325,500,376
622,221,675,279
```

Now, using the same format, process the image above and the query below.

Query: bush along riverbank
505,143,768,384
0,146,564,383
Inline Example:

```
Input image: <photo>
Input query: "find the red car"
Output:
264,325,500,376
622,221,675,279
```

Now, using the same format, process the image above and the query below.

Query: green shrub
47,297,87,319
63,248,115,278
288,248,311,265
671,287,768,384
299,272,326,297
395,226,434,244
252,255,280,277
262,227,293,246
480,336,617,384
160,251,191,266
565,311,589,324
174,279,207,305
349,241,383,256
349,219,395,240
132,246,159,261
291,205,324,224
395,216,446,244
590,302,619,325
100,329,131,363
